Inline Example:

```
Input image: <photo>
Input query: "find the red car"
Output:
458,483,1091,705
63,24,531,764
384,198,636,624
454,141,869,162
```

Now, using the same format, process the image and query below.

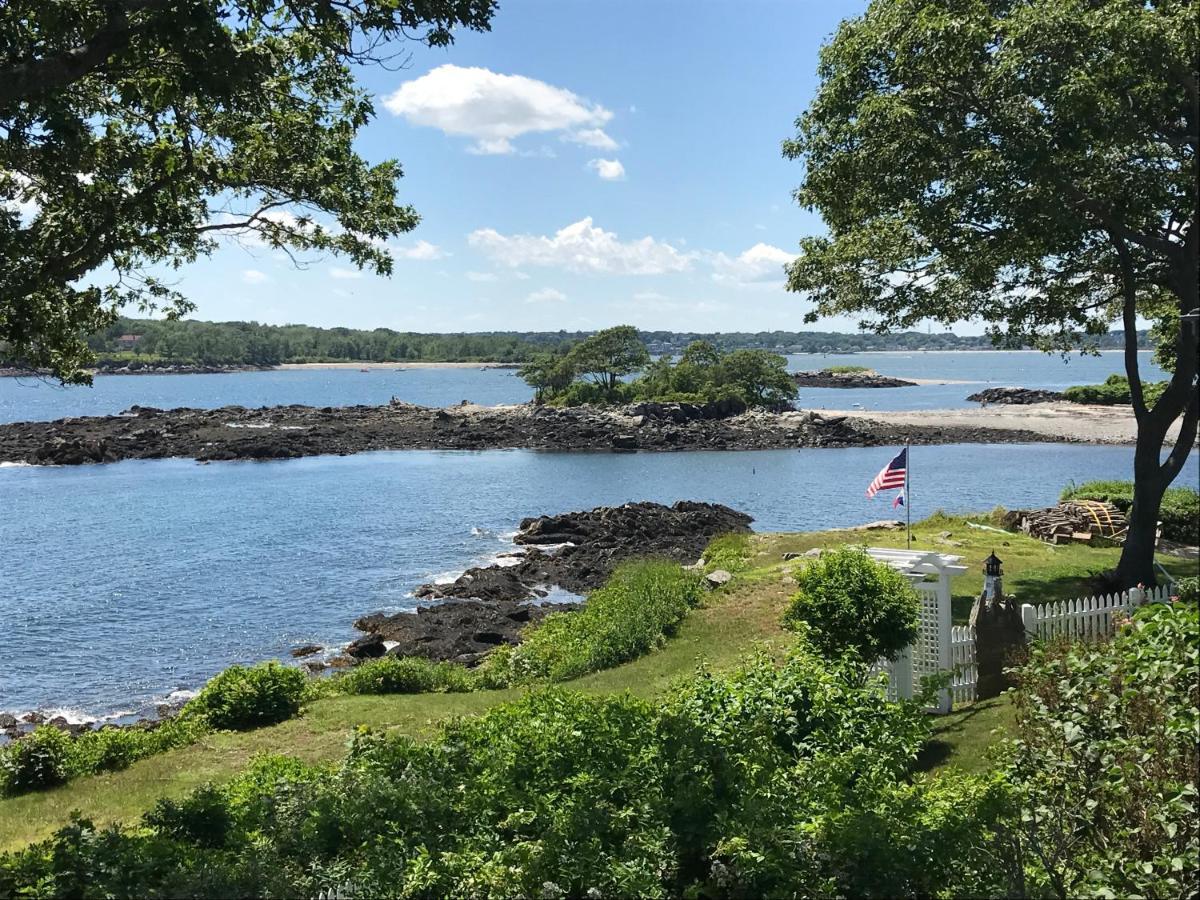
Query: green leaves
0,1,496,382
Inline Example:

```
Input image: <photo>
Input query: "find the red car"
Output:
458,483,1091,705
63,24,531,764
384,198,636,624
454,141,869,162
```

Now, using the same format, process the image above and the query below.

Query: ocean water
0,350,1168,423
2,442,1194,719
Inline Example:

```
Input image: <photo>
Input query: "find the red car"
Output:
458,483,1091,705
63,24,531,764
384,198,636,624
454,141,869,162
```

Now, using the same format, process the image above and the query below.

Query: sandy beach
836,402,1186,445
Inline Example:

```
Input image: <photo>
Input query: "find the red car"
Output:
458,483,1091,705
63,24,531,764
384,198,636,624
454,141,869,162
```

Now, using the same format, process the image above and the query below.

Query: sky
182,0,890,334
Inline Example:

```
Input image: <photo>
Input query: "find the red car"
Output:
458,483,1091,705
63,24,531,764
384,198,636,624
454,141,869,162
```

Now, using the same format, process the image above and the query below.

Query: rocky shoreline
0,400,1063,466
348,501,754,665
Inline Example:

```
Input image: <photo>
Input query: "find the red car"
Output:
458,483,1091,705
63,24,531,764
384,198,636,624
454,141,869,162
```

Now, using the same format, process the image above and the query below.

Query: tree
0,0,496,383
566,325,649,396
518,351,575,404
786,0,1198,586
717,349,797,409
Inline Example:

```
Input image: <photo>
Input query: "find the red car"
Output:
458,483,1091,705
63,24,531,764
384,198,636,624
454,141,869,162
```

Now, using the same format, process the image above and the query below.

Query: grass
3,519,1193,851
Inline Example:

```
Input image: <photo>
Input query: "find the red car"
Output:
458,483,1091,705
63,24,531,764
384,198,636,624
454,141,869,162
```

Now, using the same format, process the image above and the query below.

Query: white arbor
865,548,968,713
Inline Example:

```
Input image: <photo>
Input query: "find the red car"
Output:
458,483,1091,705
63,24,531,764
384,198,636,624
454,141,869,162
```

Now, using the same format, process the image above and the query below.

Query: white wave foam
0,461,33,468
224,422,272,429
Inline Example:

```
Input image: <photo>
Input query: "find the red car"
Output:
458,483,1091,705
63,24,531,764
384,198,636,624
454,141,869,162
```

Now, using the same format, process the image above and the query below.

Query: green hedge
1060,479,1199,544
335,656,477,695
481,560,705,685
783,547,921,662
1062,374,1168,406
187,662,307,730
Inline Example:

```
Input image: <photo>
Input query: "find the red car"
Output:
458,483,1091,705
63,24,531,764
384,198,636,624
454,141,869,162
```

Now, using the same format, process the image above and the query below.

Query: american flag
866,447,907,499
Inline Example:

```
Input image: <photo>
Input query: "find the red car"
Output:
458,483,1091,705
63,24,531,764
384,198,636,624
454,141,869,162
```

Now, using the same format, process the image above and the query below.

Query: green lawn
2,518,1192,851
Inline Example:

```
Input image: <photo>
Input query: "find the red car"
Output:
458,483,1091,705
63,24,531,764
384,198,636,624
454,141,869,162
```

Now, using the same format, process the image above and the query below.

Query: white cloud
392,239,445,260
383,65,615,155
632,290,667,301
565,128,618,150
466,271,499,282
587,158,626,181
526,287,567,303
710,242,796,284
329,267,363,280
241,269,269,285
468,218,691,276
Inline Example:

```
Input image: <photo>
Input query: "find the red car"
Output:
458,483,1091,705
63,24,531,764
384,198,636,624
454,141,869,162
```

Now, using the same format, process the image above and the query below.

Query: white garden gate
864,548,967,714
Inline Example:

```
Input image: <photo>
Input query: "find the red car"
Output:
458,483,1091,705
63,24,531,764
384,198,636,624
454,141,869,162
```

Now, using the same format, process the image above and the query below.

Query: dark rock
290,644,323,658
21,712,44,724
345,633,386,659
966,387,1064,405
791,369,916,388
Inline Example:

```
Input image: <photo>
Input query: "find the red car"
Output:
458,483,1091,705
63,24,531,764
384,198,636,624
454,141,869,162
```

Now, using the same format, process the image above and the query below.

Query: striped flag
866,447,907,499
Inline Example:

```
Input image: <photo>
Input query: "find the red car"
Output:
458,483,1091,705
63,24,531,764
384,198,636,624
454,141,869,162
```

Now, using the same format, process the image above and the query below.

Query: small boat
359,367,370,373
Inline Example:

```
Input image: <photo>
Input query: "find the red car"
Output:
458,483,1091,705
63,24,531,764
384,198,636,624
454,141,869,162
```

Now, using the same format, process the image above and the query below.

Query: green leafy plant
701,532,754,575
483,560,705,685
1000,602,1199,898
824,364,870,374
783,547,920,661
186,662,307,730
0,726,74,793
1062,374,1169,407
336,656,476,695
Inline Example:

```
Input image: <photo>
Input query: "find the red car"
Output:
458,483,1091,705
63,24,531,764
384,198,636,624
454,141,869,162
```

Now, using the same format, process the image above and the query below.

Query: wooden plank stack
1002,500,1127,545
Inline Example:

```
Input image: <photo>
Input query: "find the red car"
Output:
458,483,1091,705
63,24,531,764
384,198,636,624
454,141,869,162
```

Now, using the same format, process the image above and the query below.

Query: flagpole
905,440,911,549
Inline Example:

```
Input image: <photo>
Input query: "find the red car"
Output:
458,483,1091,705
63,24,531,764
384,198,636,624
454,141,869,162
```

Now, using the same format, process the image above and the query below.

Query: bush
1063,373,1168,406
187,662,307,730
0,726,74,792
1061,479,1199,544
1002,602,1199,897
337,656,476,695
824,364,870,374
783,547,920,661
483,560,705,685
1175,576,1198,604
702,532,753,573
3,649,977,898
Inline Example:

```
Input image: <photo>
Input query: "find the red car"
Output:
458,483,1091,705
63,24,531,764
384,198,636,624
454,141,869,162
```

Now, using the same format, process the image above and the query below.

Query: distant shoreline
278,361,522,371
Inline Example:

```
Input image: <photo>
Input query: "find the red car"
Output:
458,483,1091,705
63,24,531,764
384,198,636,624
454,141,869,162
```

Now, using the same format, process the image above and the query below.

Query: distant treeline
70,318,1151,367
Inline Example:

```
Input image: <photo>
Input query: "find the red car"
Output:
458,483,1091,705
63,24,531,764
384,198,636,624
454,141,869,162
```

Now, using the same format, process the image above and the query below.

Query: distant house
114,334,142,351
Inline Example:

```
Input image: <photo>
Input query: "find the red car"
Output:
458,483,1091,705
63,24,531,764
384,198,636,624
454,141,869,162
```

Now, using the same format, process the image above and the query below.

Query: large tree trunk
1112,276,1199,588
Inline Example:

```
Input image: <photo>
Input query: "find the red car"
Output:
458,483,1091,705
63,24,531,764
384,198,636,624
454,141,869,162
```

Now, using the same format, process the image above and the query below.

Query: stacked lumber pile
1002,501,1127,544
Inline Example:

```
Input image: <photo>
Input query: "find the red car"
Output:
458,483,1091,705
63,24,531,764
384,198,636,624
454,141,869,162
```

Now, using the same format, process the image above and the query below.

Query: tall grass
483,560,706,685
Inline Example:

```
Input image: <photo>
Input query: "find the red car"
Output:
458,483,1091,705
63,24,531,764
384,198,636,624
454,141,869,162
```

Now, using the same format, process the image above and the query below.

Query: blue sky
186,0,884,333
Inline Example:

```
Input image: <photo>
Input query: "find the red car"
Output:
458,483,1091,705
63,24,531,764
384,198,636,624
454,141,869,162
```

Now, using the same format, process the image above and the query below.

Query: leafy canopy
785,0,1196,354
0,0,496,382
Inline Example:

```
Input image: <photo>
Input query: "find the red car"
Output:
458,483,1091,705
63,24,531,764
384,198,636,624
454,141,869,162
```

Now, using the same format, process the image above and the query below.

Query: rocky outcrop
352,501,753,664
966,387,1064,405
353,601,578,666
0,401,1066,466
791,369,917,388
415,501,754,603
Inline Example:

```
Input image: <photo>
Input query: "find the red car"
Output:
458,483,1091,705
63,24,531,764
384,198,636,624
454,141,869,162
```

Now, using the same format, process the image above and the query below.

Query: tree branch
0,0,163,107
1109,232,1147,419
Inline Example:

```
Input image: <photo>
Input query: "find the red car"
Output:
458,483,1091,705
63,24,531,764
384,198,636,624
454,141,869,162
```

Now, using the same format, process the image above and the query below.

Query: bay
2,441,1193,719
0,350,1169,424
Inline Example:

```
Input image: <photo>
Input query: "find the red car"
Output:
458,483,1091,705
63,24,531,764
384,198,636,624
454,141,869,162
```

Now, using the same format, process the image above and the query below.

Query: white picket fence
948,625,977,706
873,583,1175,712
1018,583,1174,642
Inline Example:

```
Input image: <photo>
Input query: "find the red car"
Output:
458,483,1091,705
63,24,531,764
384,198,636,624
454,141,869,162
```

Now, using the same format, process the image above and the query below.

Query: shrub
783,547,920,661
701,532,753,574
483,560,705,684
1001,602,1199,898
337,656,476,695
187,662,307,730
824,364,870,374
3,649,974,898
1175,576,1198,604
1061,479,1199,544
1063,373,1168,406
0,726,74,792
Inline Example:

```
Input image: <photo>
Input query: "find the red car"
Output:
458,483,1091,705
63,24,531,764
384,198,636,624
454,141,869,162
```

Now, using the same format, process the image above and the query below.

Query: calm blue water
2,443,1194,718
0,350,1167,423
